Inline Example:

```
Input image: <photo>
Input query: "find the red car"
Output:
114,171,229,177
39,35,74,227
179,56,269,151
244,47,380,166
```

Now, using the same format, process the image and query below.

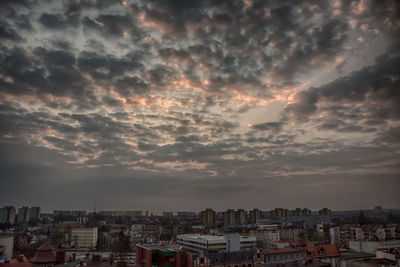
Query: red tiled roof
306,244,340,259
29,241,57,263
264,248,303,254
0,262,32,267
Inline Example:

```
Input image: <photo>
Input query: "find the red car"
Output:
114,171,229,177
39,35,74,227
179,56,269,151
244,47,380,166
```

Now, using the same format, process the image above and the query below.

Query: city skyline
0,0,399,212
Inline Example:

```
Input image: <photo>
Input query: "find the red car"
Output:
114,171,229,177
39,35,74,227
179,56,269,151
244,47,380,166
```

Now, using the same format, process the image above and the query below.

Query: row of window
266,253,304,262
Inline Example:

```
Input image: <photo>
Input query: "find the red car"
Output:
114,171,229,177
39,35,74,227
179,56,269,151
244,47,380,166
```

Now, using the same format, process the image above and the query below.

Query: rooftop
176,234,256,244
29,241,57,263
306,244,340,259
137,244,181,252
264,248,303,254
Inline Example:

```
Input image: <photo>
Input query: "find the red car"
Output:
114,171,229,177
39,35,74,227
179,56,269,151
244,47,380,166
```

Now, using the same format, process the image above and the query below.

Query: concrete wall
0,235,14,261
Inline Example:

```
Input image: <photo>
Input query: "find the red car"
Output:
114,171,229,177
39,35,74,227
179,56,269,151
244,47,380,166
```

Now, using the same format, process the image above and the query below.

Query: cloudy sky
0,0,399,213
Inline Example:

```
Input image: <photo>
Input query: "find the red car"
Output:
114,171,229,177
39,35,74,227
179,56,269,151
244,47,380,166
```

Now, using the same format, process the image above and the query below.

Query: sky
0,0,399,213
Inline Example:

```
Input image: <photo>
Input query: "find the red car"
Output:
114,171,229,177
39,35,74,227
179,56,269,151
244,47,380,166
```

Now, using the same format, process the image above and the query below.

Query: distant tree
311,232,323,243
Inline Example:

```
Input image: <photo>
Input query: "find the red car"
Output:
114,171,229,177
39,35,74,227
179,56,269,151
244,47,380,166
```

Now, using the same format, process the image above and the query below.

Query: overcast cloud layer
0,0,399,213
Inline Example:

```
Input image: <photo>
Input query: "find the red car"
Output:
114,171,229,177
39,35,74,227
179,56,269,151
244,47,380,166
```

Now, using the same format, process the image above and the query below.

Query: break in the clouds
0,0,399,212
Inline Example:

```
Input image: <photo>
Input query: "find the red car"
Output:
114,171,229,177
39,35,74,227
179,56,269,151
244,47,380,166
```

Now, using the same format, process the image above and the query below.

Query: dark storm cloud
0,20,23,41
82,14,139,37
286,45,400,127
39,13,79,29
34,47,76,67
251,121,284,133
1,0,400,211
77,50,144,79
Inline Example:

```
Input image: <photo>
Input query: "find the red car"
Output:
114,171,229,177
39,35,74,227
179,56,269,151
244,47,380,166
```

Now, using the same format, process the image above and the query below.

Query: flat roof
177,234,256,243
137,244,181,252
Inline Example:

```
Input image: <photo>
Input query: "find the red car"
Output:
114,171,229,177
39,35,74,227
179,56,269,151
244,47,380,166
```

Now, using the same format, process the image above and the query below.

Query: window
200,258,204,264
319,248,325,256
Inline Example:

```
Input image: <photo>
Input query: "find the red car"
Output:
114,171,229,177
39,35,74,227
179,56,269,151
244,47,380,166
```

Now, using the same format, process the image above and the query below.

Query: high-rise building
200,208,216,228
271,208,291,219
223,209,249,226
291,208,311,216
248,209,261,224
235,209,247,225
223,209,236,227
29,207,41,222
0,206,16,224
17,206,31,224
318,208,332,216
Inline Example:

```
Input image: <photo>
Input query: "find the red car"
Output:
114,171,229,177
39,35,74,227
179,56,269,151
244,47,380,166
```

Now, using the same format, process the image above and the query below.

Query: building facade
176,234,257,254
0,206,16,225
29,207,41,222
201,209,216,229
70,227,98,248
17,207,31,224
264,248,306,266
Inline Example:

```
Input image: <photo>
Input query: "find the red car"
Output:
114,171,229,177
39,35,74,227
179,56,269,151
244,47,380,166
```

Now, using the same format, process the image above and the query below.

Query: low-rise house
264,248,305,266
306,244,340,267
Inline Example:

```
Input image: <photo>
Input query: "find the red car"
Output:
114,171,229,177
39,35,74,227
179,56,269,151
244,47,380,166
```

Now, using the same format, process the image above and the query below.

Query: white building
176,234,257,253
0,235,14,261
349,240,400,254
70,227,98,248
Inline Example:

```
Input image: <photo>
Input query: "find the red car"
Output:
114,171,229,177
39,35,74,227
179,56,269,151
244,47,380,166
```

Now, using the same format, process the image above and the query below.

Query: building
163,212,173,217
248,209,261,224
29,241,57,267
270,209,291,219
0,206,16,225
53,210,86,217
224,209,236,227
17,207,30,224
351,227,364,240
0,255,32,267
376,247,400,266
291,208,311,217
318,208,332,216
252,228,280,247
306,244,340,267
176,234,257,253
349,240,400,254
280,228,307,241
125,211,143,217
201,209,216,229
193,249,264,267
223,210,249,227
70,227,98,248
0,235,14,261
177,211,196,217
29,207,40,222
136,244,188,267
264,248,306,266
236,209,248,225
